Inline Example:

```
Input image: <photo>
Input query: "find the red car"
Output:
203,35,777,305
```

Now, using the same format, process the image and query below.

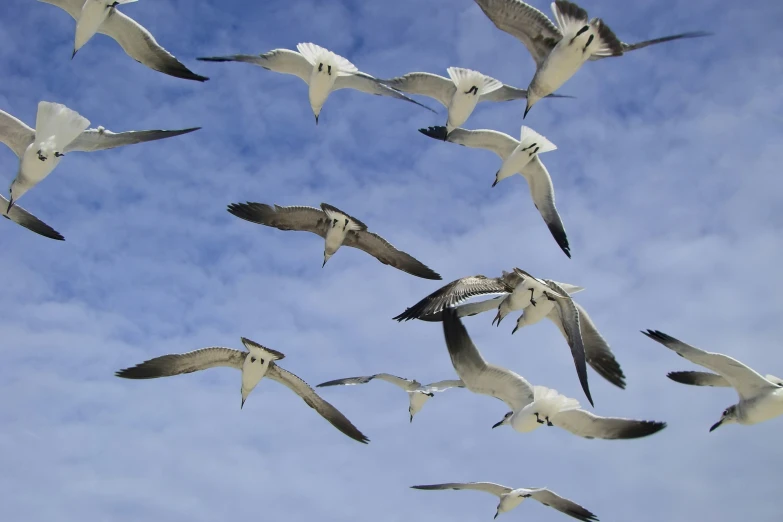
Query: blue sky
1,0,781,520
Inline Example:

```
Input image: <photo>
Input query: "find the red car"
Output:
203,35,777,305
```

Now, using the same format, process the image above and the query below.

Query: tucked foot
535,413,545,424
36,150,46,161
570,25,590,44
583,34,595,53
546,417,554,427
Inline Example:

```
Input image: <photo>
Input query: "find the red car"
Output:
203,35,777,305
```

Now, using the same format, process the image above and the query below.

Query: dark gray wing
333,72,437,112
316,373,417,391
521,156,570,258
227,202,330,238
667,371,730,387
343,230,441,280
197,49,313,83
552,409,666,440
473,0,562,66
417,296,505,322
115,347,246,378
267,364,370,444
592,31,712,59
377,72,456,107
526,488,598,522
412,482,513,497
1,195,64,240
64,127,199,153
393,276,511,321
0,108,34,158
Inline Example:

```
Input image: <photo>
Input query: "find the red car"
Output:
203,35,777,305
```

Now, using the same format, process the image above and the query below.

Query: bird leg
535,413,545,424
36,150,46,161
520,142,537,152
528,146,540,157
545,417,554,427
570,25,590,44
583,34,595,53
54,152,64,158
529,288,537,306
464,86,479,95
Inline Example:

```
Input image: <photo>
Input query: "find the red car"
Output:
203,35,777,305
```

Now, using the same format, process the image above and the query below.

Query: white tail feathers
241,337,285,361
322,205,366,231
34,101,90,152
518,126,557,154
296,43,358,76
446,67,503,96
533,385,581,412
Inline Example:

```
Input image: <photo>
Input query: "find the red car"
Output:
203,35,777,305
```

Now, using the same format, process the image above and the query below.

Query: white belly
308,72,336,113
742,388,783,425
19,145,61,187
510,405,544,433
516,299,555,328
446,93,480,130
532,36,593,96
75,0,111,52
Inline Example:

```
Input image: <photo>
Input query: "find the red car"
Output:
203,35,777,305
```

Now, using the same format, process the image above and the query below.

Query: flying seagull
472,0,710,117
227,202,442,280
115,337,370,444
198,42,435,123
39,0,208,81
411,482,597,521
395,268,592,405
667,371,783,388
0,101,199,211
417,285,626,390
316,373,464,422
643,330,783,432
379,67,571,135
442,308,666,439
1,195,64,240
419,125,569,258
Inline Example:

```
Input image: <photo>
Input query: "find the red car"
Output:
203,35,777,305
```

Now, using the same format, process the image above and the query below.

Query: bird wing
95,9,208,81
411,482,513,497
416,296,505,322
527,488,598,522
115,347,246,378
478,84,530,103
1,195,64,240
393,275,511,321
520,156,570,258
64,127,199,153
0,108,35,158
442,308,535,412
544,280,591,406
642,330,778,400
667,371,730,387
598,31,712,57
343,229,442,280
197,48,313,83
424,379,466,392
551,408,666,439
472,0,562,66
377,72,456,107
266,364,370,444
316,373,418,391
226,202,330,238
419,126,519,159
547,303,626,389
333,72,437,112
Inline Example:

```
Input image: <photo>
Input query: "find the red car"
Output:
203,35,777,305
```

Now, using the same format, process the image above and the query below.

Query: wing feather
64,127,199,153
227,202,329,238
343,230,441,280
115,347,246,378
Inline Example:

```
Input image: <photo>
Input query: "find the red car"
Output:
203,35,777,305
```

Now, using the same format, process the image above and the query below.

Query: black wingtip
418,126,448,141
622,420,667,439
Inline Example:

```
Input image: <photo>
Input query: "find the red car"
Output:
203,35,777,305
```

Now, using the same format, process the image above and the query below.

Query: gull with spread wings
1,195,64,241
115,337,370,444
227,202,441,280
473,0,710,116
198,43,434,123
39,0,208,81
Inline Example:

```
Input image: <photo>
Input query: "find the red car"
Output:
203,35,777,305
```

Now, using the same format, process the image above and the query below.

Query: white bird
419,125,569,257
198,43,435,123
667,371,783,388
442,308,666,439
39,0,208,81
227,202,442,280
0,101,199,211
115,337,370,444
395,268,592,405
1,195,64,240
411,482,597,521
316,373,464,422
643,330,783,432
379,67,571,134
472,0,710,117
417,286,626,389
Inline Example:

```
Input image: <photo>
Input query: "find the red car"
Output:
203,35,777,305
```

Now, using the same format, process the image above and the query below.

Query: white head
709,405,739,432
408,391,434,422
296,43,358,124
239,338,285,409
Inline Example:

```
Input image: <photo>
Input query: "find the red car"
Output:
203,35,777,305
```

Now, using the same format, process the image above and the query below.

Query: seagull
643,330,783,431
198,43,435,123
39,0,208,81
227,202,442,280
472,0,710,117
394,268,592,405
1,195,64,240
115,337,370,444
442,308,666,439
378,67,571,135
411,482,597,521
419,125,569,258
667,371,783,388
316,374,464,422
0,101,199,211
416,286,626,390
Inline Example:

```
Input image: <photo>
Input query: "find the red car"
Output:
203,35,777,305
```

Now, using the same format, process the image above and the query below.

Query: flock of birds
4,0,781,520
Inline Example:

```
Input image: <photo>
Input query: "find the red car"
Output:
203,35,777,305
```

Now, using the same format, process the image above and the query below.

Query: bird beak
314,114,319,125
511,325,519,334
410,413,413,423
491,312,503,327
71,49,77,60
6,196,14,214
709,419,723,432
322,258,327,268
491,176,499,188
523,103,531,119
494,510,499,519
491,420,504,429
241,397,246,409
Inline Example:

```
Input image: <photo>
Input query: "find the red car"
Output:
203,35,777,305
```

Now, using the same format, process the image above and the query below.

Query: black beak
709,419,723,432
523,104,531,119
494,510,499,519
6,196,14,214
71,49,77,60
491,420,504,429
511,325,519,334
315,115,319,125
492,178,498,187
409,413,413,423
241,397,246,410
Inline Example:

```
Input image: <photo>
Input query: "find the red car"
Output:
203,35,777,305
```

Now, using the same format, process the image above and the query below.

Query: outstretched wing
343,229,441,280
552,408,666,440
316,373,418,391
1,195,64,241
521,156,570,258
227,202,330,238
393,275,510,321
378,72,456,107
527,488,598,522
411,482,513,497
197,49,313,83
64,127,199,153
333,73,437,112
115,347,246,378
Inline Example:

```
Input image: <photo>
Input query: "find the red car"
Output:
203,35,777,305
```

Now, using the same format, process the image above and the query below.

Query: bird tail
446,67,502,96
241,337,286,361
519,126,557,154
34,101,90,151
532,385,580,411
